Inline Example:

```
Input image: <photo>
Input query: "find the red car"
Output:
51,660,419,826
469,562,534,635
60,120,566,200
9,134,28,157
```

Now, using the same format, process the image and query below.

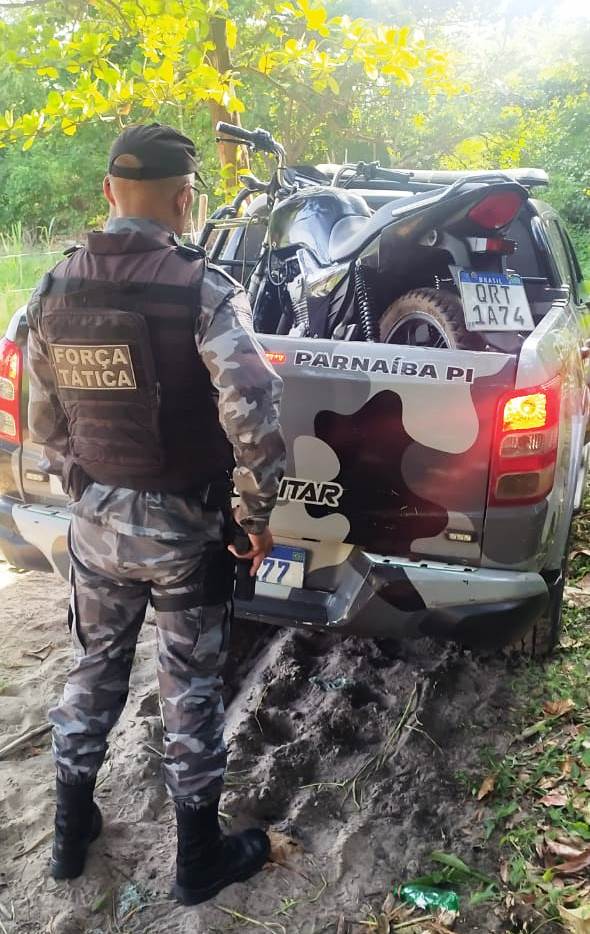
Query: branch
0,724,51,758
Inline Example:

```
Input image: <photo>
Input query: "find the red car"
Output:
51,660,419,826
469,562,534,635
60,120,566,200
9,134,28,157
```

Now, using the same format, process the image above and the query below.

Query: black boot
50,777,103,880
172,798,270,905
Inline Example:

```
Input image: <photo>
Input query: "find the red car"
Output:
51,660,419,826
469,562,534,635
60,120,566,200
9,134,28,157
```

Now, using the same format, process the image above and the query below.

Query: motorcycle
198,122,541,351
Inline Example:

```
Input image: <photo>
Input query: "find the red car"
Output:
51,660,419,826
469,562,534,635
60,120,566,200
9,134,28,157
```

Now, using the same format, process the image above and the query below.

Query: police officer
26,124,286,905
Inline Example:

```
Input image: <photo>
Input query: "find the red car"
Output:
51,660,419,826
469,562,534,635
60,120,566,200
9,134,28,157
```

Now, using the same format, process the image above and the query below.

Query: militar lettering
49,344,137,390
278,476,343,507
294,351,474,383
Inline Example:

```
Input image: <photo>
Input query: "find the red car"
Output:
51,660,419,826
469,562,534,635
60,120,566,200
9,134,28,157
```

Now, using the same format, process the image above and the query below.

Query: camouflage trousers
49,489,233,808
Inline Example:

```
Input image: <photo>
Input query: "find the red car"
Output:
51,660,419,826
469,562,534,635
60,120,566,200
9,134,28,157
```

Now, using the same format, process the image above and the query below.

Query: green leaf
431,851,494,885
95,62,120,84
258,52,274,73
91,889,112,913
381,62,414,86
227,95,245,113
158,59,174,83
225,19,237,50
45,91,62,114
469,884,498,906
305,6,327,32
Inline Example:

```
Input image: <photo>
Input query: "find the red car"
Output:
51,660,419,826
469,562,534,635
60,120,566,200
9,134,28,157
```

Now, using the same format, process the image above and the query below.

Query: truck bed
260,334,516,569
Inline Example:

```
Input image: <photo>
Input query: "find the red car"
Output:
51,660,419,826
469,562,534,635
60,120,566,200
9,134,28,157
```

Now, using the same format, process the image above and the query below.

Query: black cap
108,123,198,180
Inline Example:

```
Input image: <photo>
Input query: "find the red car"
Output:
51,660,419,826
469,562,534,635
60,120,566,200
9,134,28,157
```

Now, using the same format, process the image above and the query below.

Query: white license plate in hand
256,545,305,589
458,269,534,332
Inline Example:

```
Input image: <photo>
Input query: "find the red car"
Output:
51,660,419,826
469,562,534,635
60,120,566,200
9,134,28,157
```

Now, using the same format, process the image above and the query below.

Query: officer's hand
228,527,274,576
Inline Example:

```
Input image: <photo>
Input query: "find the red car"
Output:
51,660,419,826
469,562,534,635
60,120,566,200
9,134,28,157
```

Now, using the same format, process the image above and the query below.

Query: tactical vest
39,227,234,494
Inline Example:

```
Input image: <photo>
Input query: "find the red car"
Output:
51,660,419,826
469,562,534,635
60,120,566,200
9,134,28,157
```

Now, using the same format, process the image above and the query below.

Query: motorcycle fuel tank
268,187,371,265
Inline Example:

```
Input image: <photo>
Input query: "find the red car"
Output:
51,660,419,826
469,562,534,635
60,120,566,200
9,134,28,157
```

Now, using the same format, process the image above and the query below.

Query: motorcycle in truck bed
1,125,589,656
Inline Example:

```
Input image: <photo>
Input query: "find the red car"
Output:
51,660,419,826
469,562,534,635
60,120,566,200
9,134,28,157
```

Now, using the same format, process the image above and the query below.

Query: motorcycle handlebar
215,122,282,158
217,121,258,144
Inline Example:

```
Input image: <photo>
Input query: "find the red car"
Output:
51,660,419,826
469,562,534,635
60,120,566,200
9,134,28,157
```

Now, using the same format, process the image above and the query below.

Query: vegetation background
0,0,588,329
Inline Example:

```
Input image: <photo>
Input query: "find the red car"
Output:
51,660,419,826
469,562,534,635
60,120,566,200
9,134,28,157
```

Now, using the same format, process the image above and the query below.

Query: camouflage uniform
27,217,285,807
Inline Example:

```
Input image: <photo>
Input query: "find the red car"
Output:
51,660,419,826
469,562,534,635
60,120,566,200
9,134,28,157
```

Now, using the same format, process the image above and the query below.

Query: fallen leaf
578,573,590,593
573,797,590,824
539,792,568,807
335,913,349,934
499,859,510,884
564,585,590,608
560,634,588,649
545,839,585,861
23,641,53,661
437,907,459,926
505,810,529,829
376,914,390,934
564,886,589,906
477,773,496,801
558,903,590,934
554,848,590,876
560,756,575,779
267,830,303,867
543,699,576,718
569,548,590,560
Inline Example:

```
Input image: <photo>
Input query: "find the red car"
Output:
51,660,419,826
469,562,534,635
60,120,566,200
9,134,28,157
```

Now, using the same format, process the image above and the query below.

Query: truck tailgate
259,336,517,566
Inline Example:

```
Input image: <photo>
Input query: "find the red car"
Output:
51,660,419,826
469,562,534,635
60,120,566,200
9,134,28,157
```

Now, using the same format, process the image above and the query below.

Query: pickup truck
1,175,588,656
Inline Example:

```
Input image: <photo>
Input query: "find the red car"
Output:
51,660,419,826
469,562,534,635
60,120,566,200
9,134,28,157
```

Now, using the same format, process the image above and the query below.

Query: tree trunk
209,16,249,176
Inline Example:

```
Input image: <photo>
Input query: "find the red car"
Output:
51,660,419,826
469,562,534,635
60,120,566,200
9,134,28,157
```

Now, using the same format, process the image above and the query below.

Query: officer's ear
103,176,116,208
175,182,194,218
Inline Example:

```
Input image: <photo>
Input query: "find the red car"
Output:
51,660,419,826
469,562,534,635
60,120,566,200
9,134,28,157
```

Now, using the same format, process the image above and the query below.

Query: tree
0,0,450,172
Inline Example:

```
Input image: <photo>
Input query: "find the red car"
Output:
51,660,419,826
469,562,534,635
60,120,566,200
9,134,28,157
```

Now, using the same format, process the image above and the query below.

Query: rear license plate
257,544,306,589
458,269,534,332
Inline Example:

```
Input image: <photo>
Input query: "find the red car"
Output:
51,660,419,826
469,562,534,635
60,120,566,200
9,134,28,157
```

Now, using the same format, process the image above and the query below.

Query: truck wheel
380,288,482,350
513,557,568,659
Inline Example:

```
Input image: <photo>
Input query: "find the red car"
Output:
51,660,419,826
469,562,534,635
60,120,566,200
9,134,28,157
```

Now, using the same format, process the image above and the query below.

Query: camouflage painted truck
0,160,589,656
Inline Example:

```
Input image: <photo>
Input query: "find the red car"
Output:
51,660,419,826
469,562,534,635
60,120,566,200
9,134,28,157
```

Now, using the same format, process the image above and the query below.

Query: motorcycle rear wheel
379,287,483,350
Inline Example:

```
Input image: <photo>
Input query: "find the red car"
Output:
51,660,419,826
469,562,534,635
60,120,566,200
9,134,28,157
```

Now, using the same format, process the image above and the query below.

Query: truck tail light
265,351,287,365
468,191,523,230
0,337,23,443
467,236,516,254
488,378,560,506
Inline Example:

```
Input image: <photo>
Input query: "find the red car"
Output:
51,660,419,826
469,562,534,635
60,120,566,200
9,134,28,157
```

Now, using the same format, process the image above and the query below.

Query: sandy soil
0,562,560,934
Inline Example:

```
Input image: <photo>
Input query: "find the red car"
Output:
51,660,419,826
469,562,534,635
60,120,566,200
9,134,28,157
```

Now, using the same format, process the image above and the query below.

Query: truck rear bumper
0,498,69,577
0,497,53,573
236,551,549,648
1,496,549,648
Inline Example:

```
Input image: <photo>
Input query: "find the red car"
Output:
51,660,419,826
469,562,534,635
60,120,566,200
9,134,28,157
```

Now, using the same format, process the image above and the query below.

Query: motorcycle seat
328,187,446,264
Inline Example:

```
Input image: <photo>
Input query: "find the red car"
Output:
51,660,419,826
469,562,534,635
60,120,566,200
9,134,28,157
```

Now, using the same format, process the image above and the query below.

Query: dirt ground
0,563,561,934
